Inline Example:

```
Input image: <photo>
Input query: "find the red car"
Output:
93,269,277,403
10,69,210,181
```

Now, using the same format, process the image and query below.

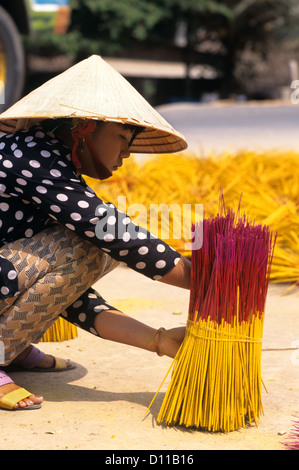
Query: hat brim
0,55,188,154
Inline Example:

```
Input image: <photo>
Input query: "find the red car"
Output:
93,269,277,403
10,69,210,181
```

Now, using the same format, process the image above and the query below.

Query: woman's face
78,122,134,179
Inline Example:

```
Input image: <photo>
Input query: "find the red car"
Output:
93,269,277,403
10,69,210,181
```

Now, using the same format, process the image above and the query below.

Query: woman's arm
158,256,191,290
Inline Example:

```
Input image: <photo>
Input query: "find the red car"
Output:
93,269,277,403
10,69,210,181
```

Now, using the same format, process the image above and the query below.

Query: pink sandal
0,370,41,410
5,345,76,372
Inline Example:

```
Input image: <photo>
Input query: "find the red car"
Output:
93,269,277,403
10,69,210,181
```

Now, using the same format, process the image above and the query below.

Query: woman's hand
158,326,186,358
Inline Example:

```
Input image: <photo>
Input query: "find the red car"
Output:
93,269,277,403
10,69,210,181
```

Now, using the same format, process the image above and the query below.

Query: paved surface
156,101,299,155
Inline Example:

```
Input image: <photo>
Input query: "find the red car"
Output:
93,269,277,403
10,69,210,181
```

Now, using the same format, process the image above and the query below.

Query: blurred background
1,0,299,110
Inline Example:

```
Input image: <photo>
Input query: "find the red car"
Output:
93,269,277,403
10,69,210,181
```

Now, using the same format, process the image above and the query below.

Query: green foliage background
22,0,299,98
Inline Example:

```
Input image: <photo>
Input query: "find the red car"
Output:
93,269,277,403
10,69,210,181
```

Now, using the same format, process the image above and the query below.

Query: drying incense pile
149,198,276,432
40,317,78,343
284,416,299,450
86,149,299,287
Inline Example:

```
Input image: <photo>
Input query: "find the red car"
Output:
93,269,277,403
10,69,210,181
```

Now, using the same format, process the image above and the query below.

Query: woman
0,55,190,410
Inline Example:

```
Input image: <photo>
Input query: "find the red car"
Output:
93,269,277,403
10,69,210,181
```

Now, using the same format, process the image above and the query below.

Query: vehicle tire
0,5,26,113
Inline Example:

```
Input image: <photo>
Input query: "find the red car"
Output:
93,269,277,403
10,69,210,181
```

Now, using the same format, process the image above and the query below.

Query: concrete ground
0,101,298,451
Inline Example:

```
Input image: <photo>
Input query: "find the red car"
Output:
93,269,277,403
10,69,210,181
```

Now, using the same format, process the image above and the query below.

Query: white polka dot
40,150,51,158
11,143,17,151
35,131,45,138
153,275,162,280
84,231,95,238
7,227,14,233
27,216,34,223
25,136,33,142
29,160,40,168
103,233,115,242
94,305,109,312
0,142,5,150
0,171,7,178
137,232,147,240
16,178,27,186
71,212,81,221
0,203,9,211
56,193,68,202
64,186,74,190
50,205,61,213
97,207,107,216
7,270,17,280
89,217,99,224
0,184,6,192
136,262,146,269
27,142,37,147
85,190,95,198
157,244,166,252
36,186,47,194
32,196,42,204
123,232,131,242
14,149,23,158
107,215,116,225
138,246,149,255
22,170,33,178
25,229,34,238
155,260,166,269
58,160,67,167
101,247,111,253
78,313,86,322
73,300,83,308
119,250,129,256
88,293,98,299
42,179,53,185
78,200,89,209
66,223,75,231
89,327,98,335
1,286,9,295
3,160,13,168
50,169,61,177
174,257,180,265
122,217,131,225
15,211,24,220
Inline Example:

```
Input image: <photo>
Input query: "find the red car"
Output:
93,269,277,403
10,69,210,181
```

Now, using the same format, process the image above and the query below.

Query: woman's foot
0,380,43,409
12,345,72,370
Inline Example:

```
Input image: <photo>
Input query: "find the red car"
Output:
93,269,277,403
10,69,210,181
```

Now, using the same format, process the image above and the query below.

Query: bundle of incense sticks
149,197,276,432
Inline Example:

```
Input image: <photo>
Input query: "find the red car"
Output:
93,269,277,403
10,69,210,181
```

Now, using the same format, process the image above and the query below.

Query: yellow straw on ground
85,149,299,288
40,317,78,342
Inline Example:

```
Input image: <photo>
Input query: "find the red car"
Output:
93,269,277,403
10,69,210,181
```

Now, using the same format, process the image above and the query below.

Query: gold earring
78,136,85,153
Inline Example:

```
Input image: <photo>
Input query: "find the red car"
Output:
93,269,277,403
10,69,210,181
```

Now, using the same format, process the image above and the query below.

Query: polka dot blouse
0,126,181,299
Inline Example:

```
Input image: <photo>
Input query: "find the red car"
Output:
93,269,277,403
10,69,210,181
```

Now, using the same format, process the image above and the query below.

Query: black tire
0,5,25,113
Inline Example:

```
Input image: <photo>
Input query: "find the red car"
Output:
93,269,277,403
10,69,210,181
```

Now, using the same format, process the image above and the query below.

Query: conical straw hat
0,55,187,154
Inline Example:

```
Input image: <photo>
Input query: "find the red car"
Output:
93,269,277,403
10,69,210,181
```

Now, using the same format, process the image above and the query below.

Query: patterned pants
0,225,119,366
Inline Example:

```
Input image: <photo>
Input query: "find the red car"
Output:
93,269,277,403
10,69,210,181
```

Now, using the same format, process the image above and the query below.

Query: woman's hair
40,118,144,147
40,117,72,134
